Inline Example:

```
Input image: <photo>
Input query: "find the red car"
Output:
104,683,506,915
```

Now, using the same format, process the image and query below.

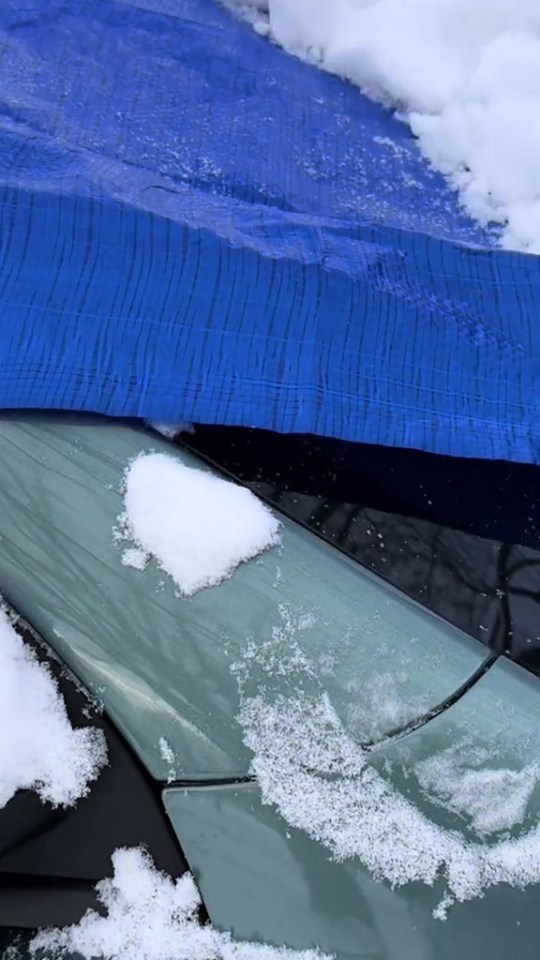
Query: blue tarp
1,0,539,462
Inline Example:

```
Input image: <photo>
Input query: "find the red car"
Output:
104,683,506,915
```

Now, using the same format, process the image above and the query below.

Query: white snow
158,737,176,768
121,545,148,571
344,670,429,743
225,0,540,253
30,847,329,960
116,453,281,596
115,453,280,597
158,736,178,782
239,682,540,918
415,743,540,835
0,609,106,809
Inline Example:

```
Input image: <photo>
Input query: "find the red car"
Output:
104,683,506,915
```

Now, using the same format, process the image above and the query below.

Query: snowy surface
158,736,179,783
344,670,429,743
225,0,540,253
31,848,329,960
415,743,540,835
237,646,540,918
0,609,106,809
116,453,281,596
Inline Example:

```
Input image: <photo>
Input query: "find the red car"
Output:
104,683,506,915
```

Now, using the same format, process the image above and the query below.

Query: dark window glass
185,427,540,675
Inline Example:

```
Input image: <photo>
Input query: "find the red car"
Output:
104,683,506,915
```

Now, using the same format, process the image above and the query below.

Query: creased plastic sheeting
0,0,539,462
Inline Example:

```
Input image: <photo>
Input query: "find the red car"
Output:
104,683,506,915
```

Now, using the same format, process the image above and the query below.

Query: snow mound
0,610,107,809
116,453,281,596
30,847,330,960
225,0,540,253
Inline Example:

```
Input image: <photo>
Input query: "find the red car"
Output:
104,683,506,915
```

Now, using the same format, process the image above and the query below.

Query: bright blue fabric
0,0,539,461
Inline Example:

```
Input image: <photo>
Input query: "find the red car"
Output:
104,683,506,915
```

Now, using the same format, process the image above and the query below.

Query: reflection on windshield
184,426,540,674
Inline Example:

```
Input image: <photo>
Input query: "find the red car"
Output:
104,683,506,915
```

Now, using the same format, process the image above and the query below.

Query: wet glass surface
186,427,540,674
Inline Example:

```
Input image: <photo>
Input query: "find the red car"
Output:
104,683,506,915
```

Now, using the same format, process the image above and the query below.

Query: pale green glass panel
0,414,487,779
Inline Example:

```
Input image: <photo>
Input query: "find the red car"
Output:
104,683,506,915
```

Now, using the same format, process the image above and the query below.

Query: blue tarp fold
1,0,539,462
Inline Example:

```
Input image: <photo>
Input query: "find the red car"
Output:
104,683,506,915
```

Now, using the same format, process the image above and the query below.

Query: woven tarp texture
1,0,539,462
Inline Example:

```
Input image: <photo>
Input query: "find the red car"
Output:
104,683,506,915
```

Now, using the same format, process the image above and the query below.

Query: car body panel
367,653,540,834
165,783,540,960
164,655,540,960
0,415,489,781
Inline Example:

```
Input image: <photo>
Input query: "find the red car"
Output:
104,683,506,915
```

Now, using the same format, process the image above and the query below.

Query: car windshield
0,415,491,782
185,426,540,675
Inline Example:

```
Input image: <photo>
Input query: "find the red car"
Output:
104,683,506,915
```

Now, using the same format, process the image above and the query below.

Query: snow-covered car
1,414,540,960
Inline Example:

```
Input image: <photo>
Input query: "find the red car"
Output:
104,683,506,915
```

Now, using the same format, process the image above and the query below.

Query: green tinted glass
0,415,488,779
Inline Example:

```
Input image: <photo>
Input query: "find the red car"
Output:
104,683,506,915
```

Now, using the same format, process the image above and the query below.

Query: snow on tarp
229,0,540,254
1,0,540,463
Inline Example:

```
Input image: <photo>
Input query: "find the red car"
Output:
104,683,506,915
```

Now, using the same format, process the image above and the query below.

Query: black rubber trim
164,659,499,786
164,776,254,789
363,653,498,749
